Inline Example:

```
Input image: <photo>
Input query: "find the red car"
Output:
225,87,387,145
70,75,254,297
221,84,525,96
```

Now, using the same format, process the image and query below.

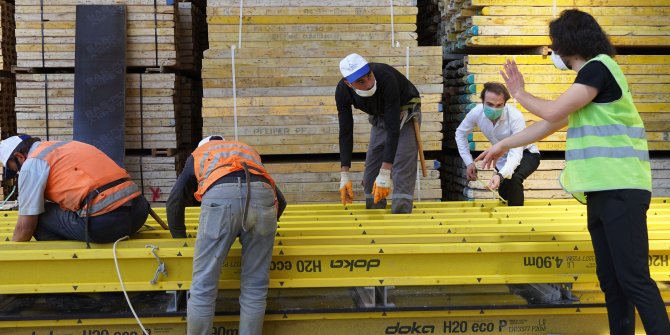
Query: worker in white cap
166,135,287,335
0,134,148,244
336,53,421,213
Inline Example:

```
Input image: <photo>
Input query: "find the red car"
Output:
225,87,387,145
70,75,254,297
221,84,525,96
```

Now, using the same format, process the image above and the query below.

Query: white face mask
354,79,377,97
551,52,570,71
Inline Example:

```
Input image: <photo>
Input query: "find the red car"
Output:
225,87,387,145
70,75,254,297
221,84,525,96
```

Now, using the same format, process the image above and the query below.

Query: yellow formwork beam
1,239,670,293
2,306,666,335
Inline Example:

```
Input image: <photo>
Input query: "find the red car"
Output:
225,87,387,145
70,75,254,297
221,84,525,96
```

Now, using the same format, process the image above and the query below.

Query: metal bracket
353,286,396,308
165,290,187,312
146,245,167,285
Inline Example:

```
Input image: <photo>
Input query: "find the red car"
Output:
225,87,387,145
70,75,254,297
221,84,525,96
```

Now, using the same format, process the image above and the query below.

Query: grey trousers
187,181,278,335
363,108,420,214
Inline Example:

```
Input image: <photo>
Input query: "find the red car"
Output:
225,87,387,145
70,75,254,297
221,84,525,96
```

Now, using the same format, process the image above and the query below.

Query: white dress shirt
455,104,540,179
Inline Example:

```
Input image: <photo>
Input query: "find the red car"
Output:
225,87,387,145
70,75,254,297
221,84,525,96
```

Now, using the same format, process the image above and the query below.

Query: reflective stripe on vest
193,141,276,201
560,54,652,202
29,141,140,216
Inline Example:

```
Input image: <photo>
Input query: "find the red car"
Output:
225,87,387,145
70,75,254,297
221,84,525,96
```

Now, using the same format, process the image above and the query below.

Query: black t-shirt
335,63,420,167
574,60,622,103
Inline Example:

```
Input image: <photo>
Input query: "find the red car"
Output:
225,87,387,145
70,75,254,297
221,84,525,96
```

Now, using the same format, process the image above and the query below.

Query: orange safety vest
192,140,275,201
28,141,141,217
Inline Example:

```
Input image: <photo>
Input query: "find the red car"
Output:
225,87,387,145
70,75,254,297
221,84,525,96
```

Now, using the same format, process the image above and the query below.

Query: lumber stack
440,156,670,201
442,55,670,151
177,1,206,73
202,47,443,154
417,0,441,46
0,76,14,139
125,153,187,205
441,0,670,53
15,73,182,150
14,0,178,68
0,0,14,72
265,160,442,204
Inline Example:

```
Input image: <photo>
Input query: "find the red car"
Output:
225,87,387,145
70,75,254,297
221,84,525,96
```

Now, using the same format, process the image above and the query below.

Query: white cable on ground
113,236,150,335
238,0,243,48
231,44,239,141
390,0,395,47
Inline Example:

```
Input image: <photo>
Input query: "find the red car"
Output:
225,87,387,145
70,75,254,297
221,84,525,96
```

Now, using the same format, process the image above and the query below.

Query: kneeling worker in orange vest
0,134,149,243
166,135,287,335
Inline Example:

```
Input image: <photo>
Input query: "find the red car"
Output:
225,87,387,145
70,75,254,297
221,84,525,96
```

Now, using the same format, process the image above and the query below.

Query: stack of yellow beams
0,0,14,72
443,55,670,151
202,47,443,154
15,73,182,150
439,156,570,201
205,0,419,49
264,160,442,204
2,199,670,292
441,0,670,53
14,0,178,68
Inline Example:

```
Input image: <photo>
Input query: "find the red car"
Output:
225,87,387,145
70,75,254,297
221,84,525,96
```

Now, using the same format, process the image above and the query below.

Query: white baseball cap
198,135,225,147
0,135,30,179
339,53,370,83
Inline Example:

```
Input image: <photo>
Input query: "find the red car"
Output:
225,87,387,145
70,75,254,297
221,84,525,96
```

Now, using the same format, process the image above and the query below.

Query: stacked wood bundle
0,0,15,72
125,153,187,205
205,0,419,49
14,0,178,68
178,75,202,150
177,1,206,73
417,0,441,46
0,76,15,139
15,73,182,150
202,47,443,155
440,156,670,201
442,54,670,151
440,0,670,53
265,160,442,204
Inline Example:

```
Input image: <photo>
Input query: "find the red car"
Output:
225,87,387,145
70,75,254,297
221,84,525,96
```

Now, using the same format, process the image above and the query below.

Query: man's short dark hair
549,9,615,59
12,134,40,156
480,82,511,103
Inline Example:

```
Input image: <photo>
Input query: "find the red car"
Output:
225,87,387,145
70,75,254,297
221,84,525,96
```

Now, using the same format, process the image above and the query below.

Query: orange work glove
339,171,354,205
372,168,392,204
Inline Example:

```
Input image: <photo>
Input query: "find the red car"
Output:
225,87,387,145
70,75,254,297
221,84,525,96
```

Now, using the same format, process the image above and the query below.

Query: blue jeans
33,196,149,243
187,181,277,335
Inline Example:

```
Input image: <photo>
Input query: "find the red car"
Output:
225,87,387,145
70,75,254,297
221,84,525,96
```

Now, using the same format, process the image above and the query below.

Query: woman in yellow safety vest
476,9,670,335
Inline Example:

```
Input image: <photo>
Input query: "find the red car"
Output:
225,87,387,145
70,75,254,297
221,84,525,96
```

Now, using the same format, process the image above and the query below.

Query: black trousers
586,189,670,335
498,150,540,206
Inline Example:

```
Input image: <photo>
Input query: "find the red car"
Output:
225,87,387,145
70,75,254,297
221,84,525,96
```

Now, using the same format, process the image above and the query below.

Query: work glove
339,171,354,206
372,168,392,204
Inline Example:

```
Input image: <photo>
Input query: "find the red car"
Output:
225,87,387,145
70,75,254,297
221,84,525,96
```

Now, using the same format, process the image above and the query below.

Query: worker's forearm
12,215,38,242
499,119,566,151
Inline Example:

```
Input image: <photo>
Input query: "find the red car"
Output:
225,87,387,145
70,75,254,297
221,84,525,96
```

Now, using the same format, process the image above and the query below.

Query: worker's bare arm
12,215,39,242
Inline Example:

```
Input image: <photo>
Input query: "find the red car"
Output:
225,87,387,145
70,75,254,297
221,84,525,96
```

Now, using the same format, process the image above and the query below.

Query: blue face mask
483,105,504,121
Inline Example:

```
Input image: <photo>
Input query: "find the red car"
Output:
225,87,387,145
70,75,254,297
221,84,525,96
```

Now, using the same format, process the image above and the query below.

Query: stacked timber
441,157,670,201
178,75,202,150
14,0,178,68
177,1,206,73
125,153,186,205
265,160,442,204
15,73,182,150
441,0,670,53
417,0,441,46
0,76,14,139
0,0,14,72
202,47,443,154
442,55,670,151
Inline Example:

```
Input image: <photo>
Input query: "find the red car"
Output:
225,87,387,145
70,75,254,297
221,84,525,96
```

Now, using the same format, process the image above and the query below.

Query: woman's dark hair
480,82,511,102
549,9,615,59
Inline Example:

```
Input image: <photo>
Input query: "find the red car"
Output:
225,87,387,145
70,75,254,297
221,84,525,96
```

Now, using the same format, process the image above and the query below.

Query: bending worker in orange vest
166,136,287,335
0,134,149,243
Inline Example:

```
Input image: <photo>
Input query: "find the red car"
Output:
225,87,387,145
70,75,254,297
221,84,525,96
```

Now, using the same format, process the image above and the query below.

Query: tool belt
368,97,422,129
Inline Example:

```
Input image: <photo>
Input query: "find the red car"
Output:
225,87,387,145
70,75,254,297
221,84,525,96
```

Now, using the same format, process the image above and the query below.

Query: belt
212,173,271,186
80,178,131,209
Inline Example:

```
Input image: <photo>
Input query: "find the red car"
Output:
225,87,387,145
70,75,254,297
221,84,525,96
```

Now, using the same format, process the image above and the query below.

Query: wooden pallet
14,1,178,68
15,72,182,149
440,0,670,52
264,159,442,204
443,54,670,151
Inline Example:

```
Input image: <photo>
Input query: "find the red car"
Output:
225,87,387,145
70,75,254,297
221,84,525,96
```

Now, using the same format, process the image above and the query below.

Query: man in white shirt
455,82,540,206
